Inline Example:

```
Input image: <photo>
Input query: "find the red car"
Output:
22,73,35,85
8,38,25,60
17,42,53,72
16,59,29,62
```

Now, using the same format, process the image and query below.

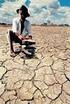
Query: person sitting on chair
8,5,32,57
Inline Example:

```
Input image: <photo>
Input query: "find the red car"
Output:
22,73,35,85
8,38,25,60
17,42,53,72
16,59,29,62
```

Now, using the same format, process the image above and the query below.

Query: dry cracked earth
0,25,70,104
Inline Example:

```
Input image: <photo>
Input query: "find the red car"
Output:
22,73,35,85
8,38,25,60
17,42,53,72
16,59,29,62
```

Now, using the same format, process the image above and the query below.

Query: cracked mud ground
0,25,70,104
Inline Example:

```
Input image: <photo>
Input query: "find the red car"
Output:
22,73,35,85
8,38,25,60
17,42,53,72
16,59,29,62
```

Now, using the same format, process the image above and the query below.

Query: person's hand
28,35,32,39
18,35,32,40
25,35,32,39
18,35,23,40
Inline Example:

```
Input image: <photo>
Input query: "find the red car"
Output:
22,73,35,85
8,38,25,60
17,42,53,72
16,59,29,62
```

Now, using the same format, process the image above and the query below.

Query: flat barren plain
0,25,70,104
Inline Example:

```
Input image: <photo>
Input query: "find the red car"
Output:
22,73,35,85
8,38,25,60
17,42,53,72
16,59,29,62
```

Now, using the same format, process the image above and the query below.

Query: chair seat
22,39,36,45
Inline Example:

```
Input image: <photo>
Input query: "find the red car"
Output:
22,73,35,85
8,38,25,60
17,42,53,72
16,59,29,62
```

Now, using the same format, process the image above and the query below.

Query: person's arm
12,18,18,35
27,21,32,39
21,21,32,40
12,18,23,40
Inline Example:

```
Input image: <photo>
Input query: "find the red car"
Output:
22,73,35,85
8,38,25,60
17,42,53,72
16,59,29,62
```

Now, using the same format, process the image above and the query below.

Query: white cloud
0,0,24,23
0,0,70,25
47,0,60,9
29,0,61,24
29,0,70,25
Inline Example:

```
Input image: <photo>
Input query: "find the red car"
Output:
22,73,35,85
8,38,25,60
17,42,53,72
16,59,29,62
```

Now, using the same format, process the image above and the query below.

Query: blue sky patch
59,0,70,6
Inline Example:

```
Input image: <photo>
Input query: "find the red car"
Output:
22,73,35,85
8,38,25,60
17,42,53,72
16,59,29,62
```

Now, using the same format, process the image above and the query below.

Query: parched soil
0,25,70,104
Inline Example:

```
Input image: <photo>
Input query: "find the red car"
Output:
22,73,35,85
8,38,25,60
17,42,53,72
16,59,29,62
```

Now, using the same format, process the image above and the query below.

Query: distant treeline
42,23,70,27
0,23,12,26
0,22,70,27
32,23,70,27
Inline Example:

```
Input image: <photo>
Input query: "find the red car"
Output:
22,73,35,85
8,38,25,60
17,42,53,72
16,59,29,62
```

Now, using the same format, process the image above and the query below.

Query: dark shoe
14,48,21,54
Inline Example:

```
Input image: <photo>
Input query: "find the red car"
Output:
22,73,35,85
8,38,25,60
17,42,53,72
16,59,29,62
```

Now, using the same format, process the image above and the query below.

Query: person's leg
9,31,14,52
8,30,32,57
9,30,22,52
8,30,22,57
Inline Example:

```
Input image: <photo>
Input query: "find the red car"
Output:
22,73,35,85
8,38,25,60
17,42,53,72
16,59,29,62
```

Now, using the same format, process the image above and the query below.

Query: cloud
28,0,61,24
0,0,23,23
0,0,70,25
47,0,60,9
29,0,70,25
57,7,70,24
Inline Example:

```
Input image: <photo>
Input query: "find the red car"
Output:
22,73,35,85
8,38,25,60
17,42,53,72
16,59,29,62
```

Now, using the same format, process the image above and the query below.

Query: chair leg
22,48,32,55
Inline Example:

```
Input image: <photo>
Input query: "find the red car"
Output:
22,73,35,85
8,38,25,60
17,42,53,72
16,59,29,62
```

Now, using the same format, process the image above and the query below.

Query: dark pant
9,31,22,52
9,31,35,53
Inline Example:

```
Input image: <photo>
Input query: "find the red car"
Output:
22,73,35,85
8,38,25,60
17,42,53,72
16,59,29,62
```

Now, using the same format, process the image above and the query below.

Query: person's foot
14,48,21,54
10,51,16,57
19,52,25,58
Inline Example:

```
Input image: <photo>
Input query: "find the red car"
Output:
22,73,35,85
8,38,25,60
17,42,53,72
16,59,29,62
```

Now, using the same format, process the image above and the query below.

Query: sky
59,0,70,6
0,0,70,25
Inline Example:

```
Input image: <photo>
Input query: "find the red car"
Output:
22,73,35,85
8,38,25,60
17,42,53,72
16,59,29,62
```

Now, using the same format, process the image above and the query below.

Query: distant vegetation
41,20,70,27
42,23,70,27
0,23,12,26
0,22,70,27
